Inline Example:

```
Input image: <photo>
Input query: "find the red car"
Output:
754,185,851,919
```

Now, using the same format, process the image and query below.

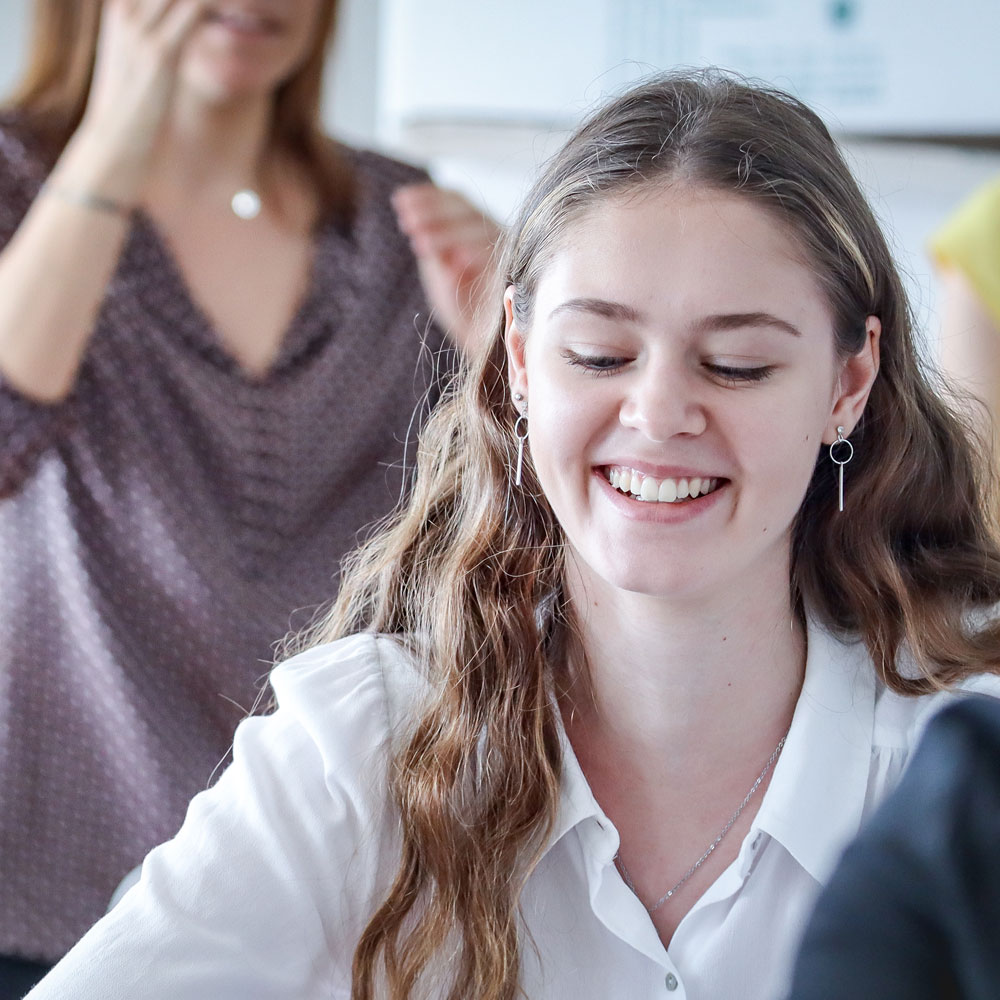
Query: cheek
749,389,832,507
524,373,604,488
526,396,584,485
288,2,327,62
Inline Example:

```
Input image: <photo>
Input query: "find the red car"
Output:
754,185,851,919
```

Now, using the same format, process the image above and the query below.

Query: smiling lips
205,7,283,34
605,465,722,503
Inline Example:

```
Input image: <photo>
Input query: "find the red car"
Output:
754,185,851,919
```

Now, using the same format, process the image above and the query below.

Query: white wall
0,0,30,99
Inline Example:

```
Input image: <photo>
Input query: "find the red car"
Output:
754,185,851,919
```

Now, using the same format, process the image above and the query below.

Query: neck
149,90,276,200
562,558,805,772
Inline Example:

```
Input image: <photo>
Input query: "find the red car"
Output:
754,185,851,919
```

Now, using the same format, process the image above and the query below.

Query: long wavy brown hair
3,0,354,224
305,72,1000,998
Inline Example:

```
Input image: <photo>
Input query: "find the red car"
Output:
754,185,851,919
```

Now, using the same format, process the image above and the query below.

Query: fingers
406,220,498,261
136,0,178,31
103,0,206,46
392,183,502,261
397,185,503,351
158,0,208,50
393,183,495,231
108,0,176,32
82,0,209,173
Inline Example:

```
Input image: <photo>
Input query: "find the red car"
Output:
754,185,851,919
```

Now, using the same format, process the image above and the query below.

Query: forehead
533,182,831,330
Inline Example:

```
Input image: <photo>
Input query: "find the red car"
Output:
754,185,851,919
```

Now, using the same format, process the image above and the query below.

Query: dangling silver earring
829,426,854,512
513,394,528,486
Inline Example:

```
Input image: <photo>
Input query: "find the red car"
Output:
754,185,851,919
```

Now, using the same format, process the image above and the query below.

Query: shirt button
665,972,679,991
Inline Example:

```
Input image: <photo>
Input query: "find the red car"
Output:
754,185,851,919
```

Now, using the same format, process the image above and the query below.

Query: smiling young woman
21,72,1000,1000
504,184,879,605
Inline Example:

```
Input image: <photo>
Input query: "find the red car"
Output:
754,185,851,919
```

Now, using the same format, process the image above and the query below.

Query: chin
182,59,291,105
587,557,709,603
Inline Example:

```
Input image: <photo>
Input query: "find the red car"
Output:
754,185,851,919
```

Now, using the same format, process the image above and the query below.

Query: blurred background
3,0,998,351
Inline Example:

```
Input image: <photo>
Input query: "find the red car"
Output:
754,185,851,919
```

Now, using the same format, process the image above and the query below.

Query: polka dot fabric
0,114,448,962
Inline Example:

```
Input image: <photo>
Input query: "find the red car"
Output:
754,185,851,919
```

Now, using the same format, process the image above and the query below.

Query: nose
618,360,708,442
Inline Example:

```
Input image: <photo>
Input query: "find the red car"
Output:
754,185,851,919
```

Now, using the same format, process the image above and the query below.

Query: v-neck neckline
124,209,347,385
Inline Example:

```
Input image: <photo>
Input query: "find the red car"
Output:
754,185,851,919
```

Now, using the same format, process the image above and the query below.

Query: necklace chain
615,730,789,913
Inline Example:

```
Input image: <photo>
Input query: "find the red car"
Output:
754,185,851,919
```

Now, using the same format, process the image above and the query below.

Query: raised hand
392,183,503,352
76,0,208,196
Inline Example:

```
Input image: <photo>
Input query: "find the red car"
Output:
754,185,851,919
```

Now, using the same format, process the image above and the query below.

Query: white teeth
605,467,720,504
658,477,678,502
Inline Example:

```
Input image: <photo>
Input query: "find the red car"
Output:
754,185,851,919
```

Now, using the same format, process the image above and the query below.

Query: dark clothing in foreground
0,956,50,1000
787,694,1000,1000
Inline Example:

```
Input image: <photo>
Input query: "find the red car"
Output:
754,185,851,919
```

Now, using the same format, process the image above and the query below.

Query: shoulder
334,142,430,241
0,113,48,250
872,667,1000,754
959,176,1000,218
930,176,1000,283
338,142,431,198
0,110,49,184
267,632,431,757
936,177,1000,237
804,615,1000,753
0,112,47,238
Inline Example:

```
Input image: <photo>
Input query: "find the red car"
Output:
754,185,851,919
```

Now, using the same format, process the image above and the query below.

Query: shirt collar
547,712,615,856
544,616,879,883
751,615,878,885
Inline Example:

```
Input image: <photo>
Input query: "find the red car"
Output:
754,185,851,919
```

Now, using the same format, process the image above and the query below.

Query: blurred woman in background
0,0,496,991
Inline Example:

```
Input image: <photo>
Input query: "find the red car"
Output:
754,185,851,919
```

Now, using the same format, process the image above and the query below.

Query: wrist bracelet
42,184,135,218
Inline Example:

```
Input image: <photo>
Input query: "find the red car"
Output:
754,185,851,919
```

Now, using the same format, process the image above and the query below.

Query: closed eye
562,348,632,376
706,363,775,385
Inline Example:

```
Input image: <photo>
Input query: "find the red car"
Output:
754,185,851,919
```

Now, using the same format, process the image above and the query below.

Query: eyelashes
561,349,776,384
562,350,628,377
705,363,776,384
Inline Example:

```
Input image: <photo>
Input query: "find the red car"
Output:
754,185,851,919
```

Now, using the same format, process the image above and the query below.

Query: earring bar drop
513,393,527,486
829,426,854,513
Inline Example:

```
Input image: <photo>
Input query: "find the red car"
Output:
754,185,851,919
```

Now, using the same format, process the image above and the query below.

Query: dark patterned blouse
0,114,447,962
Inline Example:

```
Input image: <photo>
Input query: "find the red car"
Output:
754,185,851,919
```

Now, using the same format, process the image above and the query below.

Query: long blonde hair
4,0,355,225
307,72,1000,998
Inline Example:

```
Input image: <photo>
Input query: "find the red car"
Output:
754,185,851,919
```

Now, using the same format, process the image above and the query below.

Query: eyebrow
693,312,802,338
547,300,803,338
547,298,644,323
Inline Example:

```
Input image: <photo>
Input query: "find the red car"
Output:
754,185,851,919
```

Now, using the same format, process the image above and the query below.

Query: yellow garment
930,177,1000,328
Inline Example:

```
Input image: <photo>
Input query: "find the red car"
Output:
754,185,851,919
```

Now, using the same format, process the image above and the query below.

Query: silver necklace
615,730,789,913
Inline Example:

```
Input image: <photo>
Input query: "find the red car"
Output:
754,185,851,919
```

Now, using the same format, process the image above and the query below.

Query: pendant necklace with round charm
231,188,262,220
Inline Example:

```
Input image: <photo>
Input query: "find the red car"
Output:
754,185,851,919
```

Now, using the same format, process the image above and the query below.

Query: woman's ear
505,286,529,401
824,316,881,442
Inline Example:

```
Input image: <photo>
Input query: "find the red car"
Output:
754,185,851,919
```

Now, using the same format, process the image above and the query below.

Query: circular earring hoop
513,414,529,486
829,426,854,513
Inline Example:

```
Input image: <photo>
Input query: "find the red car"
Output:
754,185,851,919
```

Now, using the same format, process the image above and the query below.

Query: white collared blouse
27,622,1000,1000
